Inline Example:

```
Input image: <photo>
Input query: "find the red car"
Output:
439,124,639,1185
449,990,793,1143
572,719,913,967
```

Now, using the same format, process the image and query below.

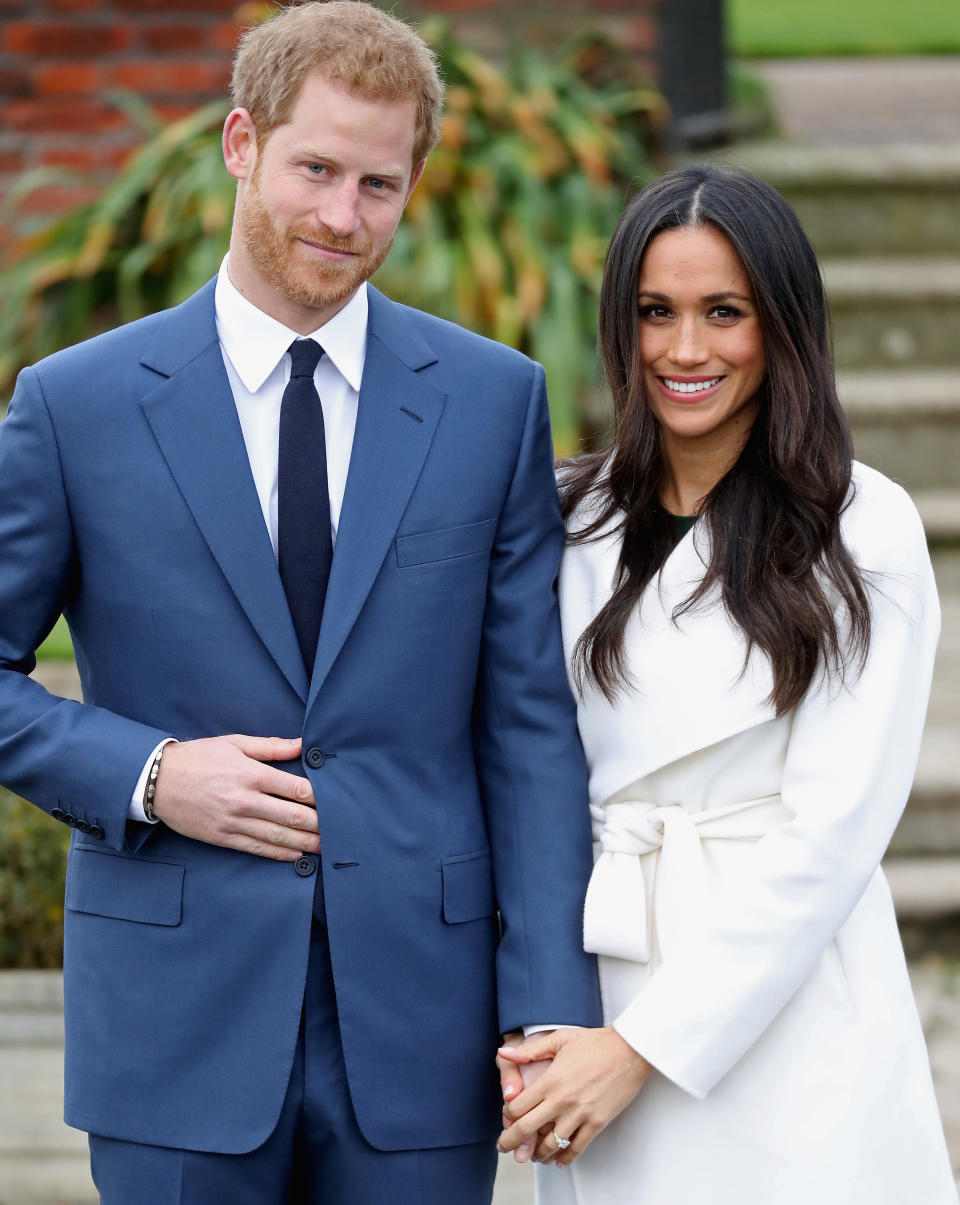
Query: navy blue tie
278,339,332,674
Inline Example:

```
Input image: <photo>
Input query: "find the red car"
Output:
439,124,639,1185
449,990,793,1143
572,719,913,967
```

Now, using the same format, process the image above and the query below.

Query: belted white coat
539,461,958,1205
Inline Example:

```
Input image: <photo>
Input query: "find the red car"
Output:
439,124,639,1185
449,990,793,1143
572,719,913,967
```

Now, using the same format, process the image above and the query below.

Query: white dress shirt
215,257,367,552
130,258,368,820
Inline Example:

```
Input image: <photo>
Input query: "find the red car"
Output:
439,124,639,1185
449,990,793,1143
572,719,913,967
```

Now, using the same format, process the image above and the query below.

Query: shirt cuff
128,739,177,824
522,1024,584,1039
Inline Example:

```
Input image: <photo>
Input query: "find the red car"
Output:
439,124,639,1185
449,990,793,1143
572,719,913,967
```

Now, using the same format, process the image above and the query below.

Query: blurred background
0,1,958,1200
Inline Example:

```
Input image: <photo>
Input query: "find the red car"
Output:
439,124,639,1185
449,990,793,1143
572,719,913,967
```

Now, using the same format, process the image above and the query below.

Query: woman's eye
639,305,671,320
709,305,742,320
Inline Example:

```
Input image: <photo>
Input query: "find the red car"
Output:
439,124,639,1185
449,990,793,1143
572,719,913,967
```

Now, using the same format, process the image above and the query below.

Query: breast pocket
395,518,495,568
66,846,184,927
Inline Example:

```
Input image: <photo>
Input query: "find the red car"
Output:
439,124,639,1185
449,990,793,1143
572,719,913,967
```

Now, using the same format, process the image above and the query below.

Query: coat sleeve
473,361,602,1034
612,475,940,1098
0,366,172,851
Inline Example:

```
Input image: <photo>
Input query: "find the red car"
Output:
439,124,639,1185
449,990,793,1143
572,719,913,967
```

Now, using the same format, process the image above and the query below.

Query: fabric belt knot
583,793,788,963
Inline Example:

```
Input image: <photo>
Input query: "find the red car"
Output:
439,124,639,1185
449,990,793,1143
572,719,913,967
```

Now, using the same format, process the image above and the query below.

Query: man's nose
319,184,362,238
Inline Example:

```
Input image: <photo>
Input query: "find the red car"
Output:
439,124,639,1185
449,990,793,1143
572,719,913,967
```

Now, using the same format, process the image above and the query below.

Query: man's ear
223,108,258,181
403,159,427,207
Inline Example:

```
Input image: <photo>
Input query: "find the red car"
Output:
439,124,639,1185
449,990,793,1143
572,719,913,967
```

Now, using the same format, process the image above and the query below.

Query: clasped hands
496,1027,652,1167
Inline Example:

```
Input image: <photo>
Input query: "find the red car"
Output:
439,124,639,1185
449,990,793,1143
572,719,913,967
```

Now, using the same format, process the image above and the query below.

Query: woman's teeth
661,376,722,393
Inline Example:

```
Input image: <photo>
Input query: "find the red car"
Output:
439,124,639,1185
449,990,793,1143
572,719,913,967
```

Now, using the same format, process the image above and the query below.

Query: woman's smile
655,374,726,401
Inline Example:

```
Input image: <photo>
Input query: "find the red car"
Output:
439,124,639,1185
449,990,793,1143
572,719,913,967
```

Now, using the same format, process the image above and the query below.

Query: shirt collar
214,254,368,394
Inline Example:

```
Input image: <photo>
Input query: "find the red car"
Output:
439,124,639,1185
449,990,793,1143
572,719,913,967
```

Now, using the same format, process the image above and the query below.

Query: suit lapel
140,282,309,701
308,289,445,705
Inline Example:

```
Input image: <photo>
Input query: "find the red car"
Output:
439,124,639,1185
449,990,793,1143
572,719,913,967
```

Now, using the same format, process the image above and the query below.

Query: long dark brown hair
564,164,870,714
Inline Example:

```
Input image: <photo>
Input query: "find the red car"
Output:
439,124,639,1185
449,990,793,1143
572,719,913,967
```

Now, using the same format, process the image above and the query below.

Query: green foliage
0,26,660,452
37,615,74,662
0,96,234,392
0,788,69,969
377,27,661,450
726,64,777,141
729,0,960,57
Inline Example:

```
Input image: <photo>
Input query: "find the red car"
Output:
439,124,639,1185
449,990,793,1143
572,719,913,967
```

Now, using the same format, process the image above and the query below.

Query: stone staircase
0,974,93,1205
708,139,960,926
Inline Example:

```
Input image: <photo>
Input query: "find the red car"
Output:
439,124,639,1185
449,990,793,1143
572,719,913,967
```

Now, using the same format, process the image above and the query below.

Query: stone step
714,142,960,257
823,257,960,371
895,528,959,854
884,858,960,959
877,858,959,925
921,494,960,548
0,1159,95,1205
0,982,94,1204
841,371,960,491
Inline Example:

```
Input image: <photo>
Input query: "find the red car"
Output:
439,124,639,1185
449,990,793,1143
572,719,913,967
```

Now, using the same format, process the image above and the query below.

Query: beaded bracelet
143,745,165,822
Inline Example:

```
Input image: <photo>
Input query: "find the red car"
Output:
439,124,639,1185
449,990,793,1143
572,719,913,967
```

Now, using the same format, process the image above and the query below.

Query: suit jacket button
306,748,326,769
294,855,316,877
64,814,79,827
74,819,92,834
51,808,68,822
87,825,105,840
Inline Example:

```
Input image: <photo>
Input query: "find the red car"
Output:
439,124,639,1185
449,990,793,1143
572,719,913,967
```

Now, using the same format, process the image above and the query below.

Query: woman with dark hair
498,165,957,1203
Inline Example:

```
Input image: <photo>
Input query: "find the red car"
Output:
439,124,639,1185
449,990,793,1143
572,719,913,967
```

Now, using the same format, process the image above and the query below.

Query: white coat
538,461,957,1205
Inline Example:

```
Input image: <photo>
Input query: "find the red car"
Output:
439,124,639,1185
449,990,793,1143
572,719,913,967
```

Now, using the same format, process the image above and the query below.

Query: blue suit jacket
0,279,601,1153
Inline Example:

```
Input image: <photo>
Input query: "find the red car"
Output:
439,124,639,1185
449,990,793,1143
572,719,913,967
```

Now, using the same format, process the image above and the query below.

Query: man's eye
367,178,386,190
306,164,327,175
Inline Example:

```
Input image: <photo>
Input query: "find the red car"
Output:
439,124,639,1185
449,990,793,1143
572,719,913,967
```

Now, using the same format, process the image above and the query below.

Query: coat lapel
140,281,309,701
308,288,445,706
560,510,777,802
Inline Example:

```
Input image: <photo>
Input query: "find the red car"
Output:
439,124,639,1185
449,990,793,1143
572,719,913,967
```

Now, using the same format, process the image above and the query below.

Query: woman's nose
667,318,709,367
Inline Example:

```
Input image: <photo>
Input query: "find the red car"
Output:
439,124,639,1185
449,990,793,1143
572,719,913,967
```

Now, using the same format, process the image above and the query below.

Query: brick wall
0,0,658,253
0,0,247,250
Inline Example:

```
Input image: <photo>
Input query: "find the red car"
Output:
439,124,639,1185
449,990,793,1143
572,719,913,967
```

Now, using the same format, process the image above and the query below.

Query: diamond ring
552,1131,572,1150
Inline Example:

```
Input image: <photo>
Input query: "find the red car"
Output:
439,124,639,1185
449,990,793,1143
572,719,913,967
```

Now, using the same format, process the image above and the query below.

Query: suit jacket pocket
66,846,184,927
441,848,496,923
396,519,495,568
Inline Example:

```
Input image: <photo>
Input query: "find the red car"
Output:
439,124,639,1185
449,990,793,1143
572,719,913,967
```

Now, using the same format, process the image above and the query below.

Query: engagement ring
552,1131,571,1150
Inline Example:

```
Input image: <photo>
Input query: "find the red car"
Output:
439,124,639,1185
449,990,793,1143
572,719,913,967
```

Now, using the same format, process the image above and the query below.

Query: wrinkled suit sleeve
473,362,602,1033
0,367,172,851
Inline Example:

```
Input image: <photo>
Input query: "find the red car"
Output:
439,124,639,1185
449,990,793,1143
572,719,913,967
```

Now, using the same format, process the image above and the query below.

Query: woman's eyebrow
701,291,752,303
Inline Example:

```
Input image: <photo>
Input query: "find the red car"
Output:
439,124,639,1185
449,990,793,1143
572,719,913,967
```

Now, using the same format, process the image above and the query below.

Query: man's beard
237,171,395,313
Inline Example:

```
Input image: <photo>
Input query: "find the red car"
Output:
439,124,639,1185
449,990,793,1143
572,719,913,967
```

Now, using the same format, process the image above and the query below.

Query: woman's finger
496,1032,525,1104
498,1100,559,1153
498,1031,564,1064
555,1117,606,1167
534,1114,581,1164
